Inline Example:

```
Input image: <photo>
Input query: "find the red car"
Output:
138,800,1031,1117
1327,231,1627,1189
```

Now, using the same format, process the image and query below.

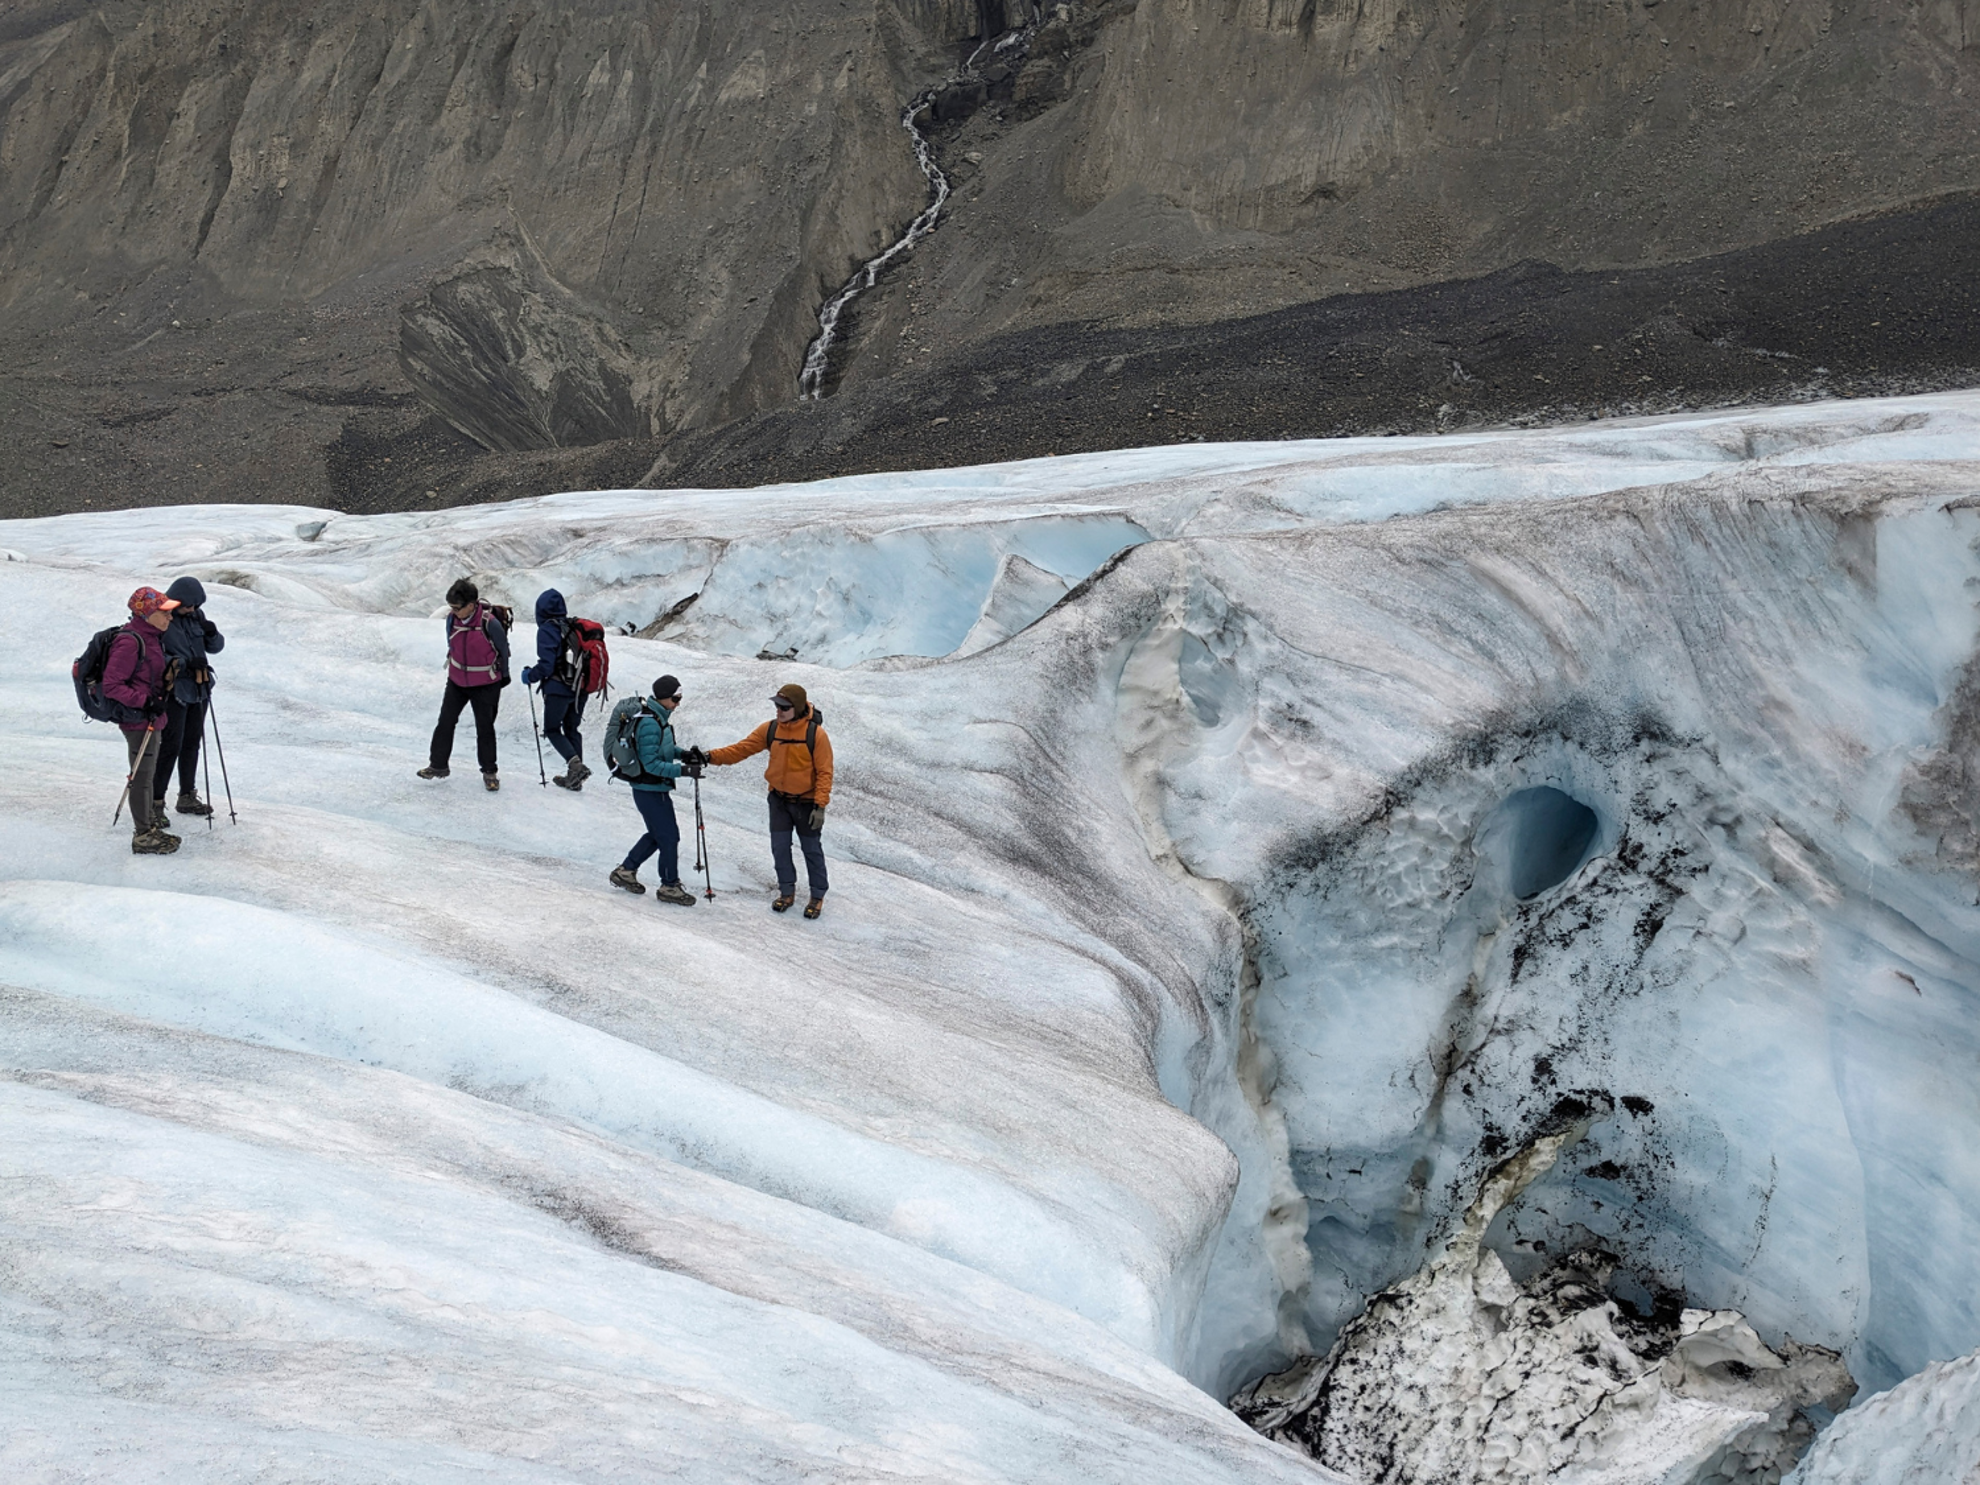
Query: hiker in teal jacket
610,674,695,907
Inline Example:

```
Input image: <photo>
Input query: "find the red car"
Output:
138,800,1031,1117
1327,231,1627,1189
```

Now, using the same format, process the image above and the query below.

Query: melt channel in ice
4,392,1980,1481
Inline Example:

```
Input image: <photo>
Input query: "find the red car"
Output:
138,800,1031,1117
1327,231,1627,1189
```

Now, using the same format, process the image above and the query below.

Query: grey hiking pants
125,728,161,834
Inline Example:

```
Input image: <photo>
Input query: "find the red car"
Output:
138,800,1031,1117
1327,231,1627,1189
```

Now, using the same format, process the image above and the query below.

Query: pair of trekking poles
113,697,237,829
529,681,715,900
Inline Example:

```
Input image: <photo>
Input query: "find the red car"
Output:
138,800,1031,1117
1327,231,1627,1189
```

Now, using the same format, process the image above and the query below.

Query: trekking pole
206,695,238,824
692,770,715,900
200,705,216,831
527,682,547,786
112,726,158,827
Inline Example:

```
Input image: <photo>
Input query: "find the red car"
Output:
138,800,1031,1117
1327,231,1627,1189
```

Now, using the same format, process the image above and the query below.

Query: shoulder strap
765,714,820,750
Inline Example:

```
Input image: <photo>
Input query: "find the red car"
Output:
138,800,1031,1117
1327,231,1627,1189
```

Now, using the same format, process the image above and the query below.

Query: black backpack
72,625,152,725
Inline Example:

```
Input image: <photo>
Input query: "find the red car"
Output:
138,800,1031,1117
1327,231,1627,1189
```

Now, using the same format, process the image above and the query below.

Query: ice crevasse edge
3,394,1980,1479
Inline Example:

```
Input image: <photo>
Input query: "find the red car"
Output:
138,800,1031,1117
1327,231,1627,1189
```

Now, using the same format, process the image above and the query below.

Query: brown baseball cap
772,682,808,710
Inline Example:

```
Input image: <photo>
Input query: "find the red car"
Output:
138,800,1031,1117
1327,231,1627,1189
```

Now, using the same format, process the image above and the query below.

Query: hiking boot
567,759,593,785
609,865,646,895
771,893,796,913
132,827,181,855
150,803,171,830
803,898,824,920
654,882,697,907
483,773,500,792
552,769,582,791
417,765,450,780
175,793,214,817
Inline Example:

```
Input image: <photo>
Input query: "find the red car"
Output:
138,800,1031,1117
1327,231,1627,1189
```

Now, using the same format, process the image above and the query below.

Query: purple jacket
101,617,168,731
445,603,510,688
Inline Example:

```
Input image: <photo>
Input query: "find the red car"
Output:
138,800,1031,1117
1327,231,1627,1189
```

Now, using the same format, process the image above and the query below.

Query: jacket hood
535,589,566,623
165,576,207,608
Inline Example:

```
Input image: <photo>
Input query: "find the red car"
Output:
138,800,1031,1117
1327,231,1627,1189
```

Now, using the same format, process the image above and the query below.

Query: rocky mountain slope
2,0,1977,515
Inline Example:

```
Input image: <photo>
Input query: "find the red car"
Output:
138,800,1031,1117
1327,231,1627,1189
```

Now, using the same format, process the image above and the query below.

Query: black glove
806,805,826,833
682,759,704,779
202,620,220,643
685,746,708,767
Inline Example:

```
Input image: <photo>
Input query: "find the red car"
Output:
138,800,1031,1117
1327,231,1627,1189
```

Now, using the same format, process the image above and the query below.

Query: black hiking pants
430,681,502,775
152,697,207,803
768,791,827,900
543,688,585,763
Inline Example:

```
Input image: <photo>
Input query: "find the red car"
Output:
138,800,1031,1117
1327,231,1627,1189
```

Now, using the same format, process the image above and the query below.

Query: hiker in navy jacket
418,578,510,790
519,587,590,790
608,674,696,907
152,575,224,821
102,585,180,853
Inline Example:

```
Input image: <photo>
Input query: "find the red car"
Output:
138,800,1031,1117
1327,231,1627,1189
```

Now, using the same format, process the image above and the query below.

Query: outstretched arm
707,722,772,767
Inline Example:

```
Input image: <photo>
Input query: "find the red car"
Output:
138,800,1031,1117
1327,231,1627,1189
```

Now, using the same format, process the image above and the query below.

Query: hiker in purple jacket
103,585,182,854
418,578,511,791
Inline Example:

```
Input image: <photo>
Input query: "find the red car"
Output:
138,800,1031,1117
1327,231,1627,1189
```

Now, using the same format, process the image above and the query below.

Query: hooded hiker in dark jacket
152,575,224,821
520,587,590,790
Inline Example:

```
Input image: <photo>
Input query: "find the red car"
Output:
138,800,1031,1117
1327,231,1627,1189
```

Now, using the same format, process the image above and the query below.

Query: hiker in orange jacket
700,682,834,918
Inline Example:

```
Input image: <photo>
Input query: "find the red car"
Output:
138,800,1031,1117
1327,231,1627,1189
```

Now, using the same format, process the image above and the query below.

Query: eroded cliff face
0,0,972,506
851,0,1980,356
1,0,1977,514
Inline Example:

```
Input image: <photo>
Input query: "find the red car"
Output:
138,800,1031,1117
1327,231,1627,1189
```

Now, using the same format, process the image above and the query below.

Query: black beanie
652,674,681,700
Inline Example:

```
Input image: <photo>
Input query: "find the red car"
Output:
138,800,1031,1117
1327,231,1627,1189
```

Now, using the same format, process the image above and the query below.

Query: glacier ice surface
5,393,1980,1479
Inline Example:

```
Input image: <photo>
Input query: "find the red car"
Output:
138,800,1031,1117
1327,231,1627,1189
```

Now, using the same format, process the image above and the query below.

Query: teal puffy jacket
633,707,685,792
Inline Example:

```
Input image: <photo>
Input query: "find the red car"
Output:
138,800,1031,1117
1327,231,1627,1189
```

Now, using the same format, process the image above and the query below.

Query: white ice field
4,393,1980,1481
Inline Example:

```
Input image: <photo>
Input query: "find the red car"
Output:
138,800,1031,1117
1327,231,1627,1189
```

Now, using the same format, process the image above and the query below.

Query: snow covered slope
4,393,1980,1481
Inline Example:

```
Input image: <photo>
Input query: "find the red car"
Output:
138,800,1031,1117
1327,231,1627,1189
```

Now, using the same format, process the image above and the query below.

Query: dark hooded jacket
520,588,573,697
161,576,224,704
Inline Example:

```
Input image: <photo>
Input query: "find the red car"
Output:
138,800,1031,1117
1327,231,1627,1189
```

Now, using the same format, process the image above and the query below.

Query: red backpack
558,617,611,698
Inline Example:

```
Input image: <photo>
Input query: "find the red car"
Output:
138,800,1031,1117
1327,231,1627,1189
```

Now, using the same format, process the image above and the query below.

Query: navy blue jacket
162,576,223,705
520,588,574,697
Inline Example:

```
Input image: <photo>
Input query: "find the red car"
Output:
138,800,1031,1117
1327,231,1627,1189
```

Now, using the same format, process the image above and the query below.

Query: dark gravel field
652,191,1980,489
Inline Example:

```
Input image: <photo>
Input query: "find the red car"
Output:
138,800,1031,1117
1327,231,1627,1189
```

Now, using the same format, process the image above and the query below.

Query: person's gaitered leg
176,699,206,798
622,789,670,873
544,692,580,763
126,729,164,842
153,698,186,811
767,792,798,906
427,682,470,773
795,815,829,902
469,683,501,778
645,790,693,906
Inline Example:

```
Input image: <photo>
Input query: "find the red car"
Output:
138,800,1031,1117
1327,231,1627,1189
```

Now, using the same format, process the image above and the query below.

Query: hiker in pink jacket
102,586,180,852
418,578,512,791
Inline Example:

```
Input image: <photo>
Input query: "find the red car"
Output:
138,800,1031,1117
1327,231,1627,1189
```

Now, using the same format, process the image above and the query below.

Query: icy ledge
1784,1349,1980,1484
1234,1101,1854,1485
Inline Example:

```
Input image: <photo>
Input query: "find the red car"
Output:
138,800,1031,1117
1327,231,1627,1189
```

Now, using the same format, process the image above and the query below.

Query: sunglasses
772,699,794,711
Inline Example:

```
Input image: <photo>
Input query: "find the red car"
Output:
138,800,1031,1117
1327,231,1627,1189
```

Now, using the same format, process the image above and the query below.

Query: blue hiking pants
543,688,585,763
624,788,681,885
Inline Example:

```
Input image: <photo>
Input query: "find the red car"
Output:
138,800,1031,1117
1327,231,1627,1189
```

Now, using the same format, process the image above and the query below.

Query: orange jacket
709,709,833,806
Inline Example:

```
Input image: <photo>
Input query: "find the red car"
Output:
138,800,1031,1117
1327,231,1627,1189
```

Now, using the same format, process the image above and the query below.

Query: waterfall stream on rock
796,97,950,400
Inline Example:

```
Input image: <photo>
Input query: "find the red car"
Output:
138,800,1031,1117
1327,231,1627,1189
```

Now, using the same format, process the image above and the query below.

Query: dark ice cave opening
1502,786,1601,899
